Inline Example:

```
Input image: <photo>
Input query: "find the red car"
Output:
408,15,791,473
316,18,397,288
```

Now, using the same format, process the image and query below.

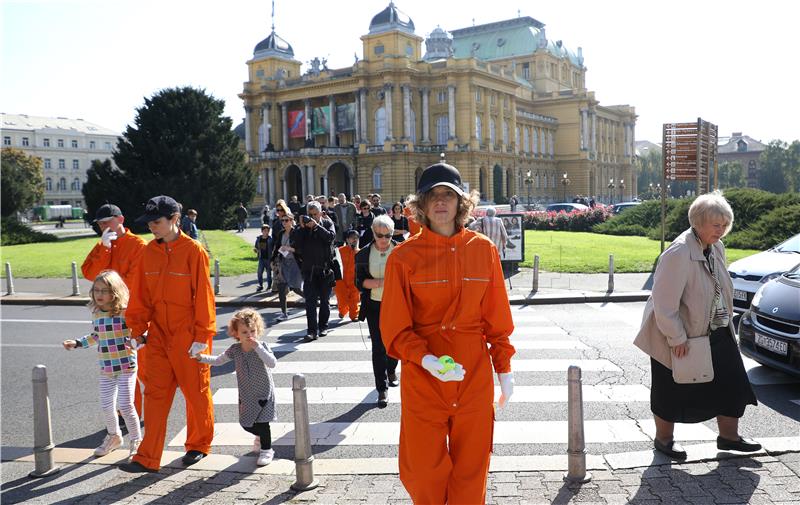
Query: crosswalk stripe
168,419,716,447
259,359,619,374
212,384,651,405
264,340,588,353
266,326,568,337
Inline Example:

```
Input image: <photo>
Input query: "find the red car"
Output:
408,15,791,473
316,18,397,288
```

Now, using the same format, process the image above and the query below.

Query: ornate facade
240,3,637,207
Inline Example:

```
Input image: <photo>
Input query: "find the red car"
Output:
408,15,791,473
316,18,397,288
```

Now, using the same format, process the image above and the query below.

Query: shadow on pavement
0,461,117,504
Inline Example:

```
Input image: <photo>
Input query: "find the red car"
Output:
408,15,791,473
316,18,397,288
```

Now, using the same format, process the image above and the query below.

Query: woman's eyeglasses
92,288,112,295
374,232,392,239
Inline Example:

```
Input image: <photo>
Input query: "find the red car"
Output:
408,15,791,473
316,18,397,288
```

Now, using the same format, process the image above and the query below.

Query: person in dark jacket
271,213,303,320
235,203,248,232
254,224,273,291
293,201,336,341
355,214,399,408
390,202,409,243
355,201,374,248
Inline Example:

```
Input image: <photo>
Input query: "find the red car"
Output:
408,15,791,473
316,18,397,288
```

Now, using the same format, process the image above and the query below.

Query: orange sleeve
379,254,430,365
81,242,111,281
482,245,515,373
190,245,217,345
125,248,152,338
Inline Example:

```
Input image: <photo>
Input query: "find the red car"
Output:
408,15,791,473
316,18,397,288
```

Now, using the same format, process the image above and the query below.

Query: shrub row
1,217,58,246
522,208,611,232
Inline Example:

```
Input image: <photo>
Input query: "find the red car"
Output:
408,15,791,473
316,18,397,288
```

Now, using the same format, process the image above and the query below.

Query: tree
758,140,791,193
1,148,44,217
717,161,745,189
82,86,255,229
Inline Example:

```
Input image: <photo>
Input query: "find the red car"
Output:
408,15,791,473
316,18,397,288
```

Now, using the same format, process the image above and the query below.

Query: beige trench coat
634,228,737,373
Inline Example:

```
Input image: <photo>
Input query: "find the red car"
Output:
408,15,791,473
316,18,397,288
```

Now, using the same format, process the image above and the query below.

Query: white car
728,233,800,314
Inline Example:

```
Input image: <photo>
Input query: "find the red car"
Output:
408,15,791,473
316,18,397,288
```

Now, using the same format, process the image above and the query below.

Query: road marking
267,325,568,337
169,419,715,447
0,343,63,348
212,384,650,405
0,319,90,324
586,302,644,328
260,359,620,375
266,340,587,353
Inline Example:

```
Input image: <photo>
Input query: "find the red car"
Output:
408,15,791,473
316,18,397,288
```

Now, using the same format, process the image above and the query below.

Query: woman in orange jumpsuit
120,195,217,473
335,229,360,321
381,163,516,504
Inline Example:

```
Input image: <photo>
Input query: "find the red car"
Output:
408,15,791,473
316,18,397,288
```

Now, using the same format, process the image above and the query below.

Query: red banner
289,110,306,138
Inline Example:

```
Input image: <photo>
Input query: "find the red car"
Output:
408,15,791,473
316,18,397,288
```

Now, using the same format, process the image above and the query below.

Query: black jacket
271,225,300,267
293,216,335,275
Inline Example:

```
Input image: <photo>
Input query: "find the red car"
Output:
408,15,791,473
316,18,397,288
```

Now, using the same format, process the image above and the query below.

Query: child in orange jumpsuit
335,229,360,321
381,163,516,505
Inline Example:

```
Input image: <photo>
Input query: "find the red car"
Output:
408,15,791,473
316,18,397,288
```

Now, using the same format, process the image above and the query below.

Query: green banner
312,106,330,135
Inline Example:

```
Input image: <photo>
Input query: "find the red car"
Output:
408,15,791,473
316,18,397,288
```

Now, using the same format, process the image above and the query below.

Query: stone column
304,100,311,144
354,91,362,144
402,85,412,141
447,84,456,140
328,95,336,146
281,102,289,150
261,104,270,152
268,167,276,205
322,173,329,196
282,177,288,201
306,165,315,195
509,96,517,152
359,88,368,144
421,88,430,143
384,84,394,141
590,111,597,158
483,89,491,147
629,123,635,158
244,106,253,154
581,109,589,151
549,130,555,159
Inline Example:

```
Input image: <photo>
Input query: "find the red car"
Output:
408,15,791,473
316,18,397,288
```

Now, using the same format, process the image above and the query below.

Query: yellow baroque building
240,3,637,207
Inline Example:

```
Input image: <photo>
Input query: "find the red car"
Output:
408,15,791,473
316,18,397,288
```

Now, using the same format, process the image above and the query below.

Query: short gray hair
372,214,394,233
688,191,734,237
485,206,497,217
306,201,322,213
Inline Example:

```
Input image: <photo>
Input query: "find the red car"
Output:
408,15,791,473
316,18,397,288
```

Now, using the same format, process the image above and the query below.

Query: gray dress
200,341,277,427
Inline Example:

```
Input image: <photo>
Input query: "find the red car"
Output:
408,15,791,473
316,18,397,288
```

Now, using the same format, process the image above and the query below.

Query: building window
475,115,482,140
89,140,96,149
374,45,384,55
256,69,265,77
58,159,66,169
71,178,81,190
58,139,64,147
523,127,530,152
515,126,520,147
44,159,51,169
45,178,52,191
72,160,79,170
43,138,50,147
436,115,448,144
532,129,539,154
22,137,29,146
375,107,387,142
503,120,509,145
522,62,530,80
71,140,78,148
372,167,382,189
737,139,747,152
490,93,496,106
437,90,446,103
3,136,10,146
58,177,67,191
475,88,481,102
489,118,496,145
405,44,413,56
104,142,112,150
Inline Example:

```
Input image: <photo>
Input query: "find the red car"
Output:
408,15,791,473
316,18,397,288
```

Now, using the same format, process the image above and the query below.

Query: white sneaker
128,439,141,461
253,436,261,453
94,433,122,457
256,448,274,466
275,313,288,321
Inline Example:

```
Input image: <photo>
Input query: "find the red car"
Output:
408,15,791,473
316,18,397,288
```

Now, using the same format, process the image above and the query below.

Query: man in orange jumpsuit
381,163,516,504
403,204,421,236
335,229,360,321
120,195,217,473
81,204,148,416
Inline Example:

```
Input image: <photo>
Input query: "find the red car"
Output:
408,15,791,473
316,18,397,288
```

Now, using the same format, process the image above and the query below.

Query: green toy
438,355,456,374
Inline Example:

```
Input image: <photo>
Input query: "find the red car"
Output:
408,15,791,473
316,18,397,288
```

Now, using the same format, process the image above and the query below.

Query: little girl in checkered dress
195,307,277,466
62,270,141,459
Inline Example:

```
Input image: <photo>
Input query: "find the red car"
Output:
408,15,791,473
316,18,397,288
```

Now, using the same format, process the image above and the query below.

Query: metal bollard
607,254,614,293
71,262,80,296
30,365,61,478
291,374,318,491
564,366,591,483
532,255,540,293
214,259,220,296
5,262,15,295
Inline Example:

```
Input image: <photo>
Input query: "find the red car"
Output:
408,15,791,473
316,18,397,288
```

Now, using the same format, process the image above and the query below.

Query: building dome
424,26,453,60
253,31,294,60
369,2,415,35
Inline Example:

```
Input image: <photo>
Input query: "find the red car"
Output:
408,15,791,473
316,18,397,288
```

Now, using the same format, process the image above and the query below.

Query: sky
2,0,798,145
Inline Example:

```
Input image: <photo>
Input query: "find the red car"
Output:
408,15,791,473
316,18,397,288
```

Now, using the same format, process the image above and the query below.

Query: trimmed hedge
592,199,682,236
1,217,58,246
725,205,800,250
522,208,611,232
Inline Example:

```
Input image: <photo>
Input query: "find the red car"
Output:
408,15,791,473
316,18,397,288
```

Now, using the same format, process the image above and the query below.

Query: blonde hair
89,270,129,315
405,188,480,229
227,307,265,340
688,190,735,238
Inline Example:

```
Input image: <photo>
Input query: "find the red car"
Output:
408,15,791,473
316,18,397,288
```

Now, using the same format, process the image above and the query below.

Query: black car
738,264,800,377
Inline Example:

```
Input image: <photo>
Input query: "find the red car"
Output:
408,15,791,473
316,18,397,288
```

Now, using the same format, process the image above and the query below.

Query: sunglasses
374,232,392,239
281,218,292,222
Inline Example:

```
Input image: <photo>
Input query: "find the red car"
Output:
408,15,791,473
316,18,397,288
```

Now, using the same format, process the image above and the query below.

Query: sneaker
275,313,288,322
94,433,123,457
253,436,261,453
128,439,141,461
255,285,263,292
304,333,317,343
256,448,275,466
319,328,328,337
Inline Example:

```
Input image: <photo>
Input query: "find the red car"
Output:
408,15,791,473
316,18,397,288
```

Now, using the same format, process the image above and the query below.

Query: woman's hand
671,342,689,358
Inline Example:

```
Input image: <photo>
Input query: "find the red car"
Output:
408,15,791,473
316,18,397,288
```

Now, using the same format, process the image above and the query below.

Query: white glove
421,354,465,382
188,342,208,357
101,228,118,248
497,372,515,410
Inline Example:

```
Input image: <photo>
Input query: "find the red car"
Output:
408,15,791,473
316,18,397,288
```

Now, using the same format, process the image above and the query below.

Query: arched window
375,107,386,143
372,167,382,189
408,109,417,144
532,129,538,155
45,177,52,191
523,127,530,152
475,115,483,141
502,120,509,145
515,126,520,147
58,177,67,191
436,115,448,144
489,118,496,145
71,178,81,190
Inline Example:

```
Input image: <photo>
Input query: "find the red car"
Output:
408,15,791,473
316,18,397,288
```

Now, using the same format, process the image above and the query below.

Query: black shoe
377,390,388,409
387,372,399,387
717,436,762,453
304,333,317,343
255,285,263,292
654,438,687,460
181,450,207,466
119,461,157,473
319,328,328,337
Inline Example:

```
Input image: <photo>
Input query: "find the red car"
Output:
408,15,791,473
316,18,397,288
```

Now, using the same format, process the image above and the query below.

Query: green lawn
520,231,759,273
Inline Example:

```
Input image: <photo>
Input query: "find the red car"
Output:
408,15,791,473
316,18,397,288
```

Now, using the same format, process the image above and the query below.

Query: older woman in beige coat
634,192,759,460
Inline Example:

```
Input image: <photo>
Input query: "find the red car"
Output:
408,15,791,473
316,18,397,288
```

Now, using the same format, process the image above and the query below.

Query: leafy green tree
717,161,745,189
758,140,791,193
82,86,254,229
1,147,44,217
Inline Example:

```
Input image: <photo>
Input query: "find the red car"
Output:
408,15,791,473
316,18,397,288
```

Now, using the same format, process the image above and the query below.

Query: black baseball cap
135,195,181,224
417,163,465,196
93,204,122,223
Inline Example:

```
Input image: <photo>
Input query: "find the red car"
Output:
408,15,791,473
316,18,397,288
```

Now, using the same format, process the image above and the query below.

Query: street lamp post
619,179,625,202
524,170,533,210
305,117,314,148
607,178,615,205
648,182,654,200
561,173,570,202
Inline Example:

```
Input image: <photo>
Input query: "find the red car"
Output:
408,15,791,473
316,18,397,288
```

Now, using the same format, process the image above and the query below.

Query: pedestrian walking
380,162,516,504
334,193,357,245
254,224,273,292
195,308,277,466
635,191,760,461
272,213,304,321
181,209,199,240
62,270,142,460
469,206,509,258
355,200,374,248
335,230,360,322
235,202,248,232
121,195,217,473
356,215,399,408
389,202,409,243
510,194,519,212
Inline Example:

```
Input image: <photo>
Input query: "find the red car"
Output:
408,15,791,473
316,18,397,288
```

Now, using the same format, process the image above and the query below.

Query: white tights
99,371,141,441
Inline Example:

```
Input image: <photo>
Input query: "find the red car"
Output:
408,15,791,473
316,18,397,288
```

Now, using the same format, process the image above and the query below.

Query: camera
301,215,313,225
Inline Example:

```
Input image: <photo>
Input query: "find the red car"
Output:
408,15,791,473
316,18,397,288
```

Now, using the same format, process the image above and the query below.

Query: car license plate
755,332,788,355
733,289,748,301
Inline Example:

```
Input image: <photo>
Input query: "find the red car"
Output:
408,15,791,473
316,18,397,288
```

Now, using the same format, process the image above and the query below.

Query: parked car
545,203,589,213
737,264,800,378
611,201,641,215
727,233,800,314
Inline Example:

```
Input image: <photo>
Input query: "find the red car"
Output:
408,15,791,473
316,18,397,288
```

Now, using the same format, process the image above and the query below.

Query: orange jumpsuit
380,226,515,505
403,206,421,236
126,231,216,471
82,228,148,416
335,244,359,320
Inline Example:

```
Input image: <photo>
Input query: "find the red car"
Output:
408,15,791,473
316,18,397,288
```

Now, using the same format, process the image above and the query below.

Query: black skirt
650,327,757,423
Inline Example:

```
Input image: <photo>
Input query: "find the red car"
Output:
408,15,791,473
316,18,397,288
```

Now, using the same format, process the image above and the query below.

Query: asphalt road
2,303,798,464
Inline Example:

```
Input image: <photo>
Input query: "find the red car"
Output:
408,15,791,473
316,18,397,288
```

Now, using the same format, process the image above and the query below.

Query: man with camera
293,201,336,342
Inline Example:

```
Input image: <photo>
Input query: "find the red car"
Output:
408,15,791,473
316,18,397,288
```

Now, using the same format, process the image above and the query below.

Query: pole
214,259,220,296
291,374,319,491
564,365,591,483
5,262,15,295
30,365,61,478
607,254,614,293
71,262,80,296
532,255,540,293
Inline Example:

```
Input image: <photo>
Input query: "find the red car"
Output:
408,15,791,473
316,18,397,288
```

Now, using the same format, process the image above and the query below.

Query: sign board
662,118,718,193
496,213,525,263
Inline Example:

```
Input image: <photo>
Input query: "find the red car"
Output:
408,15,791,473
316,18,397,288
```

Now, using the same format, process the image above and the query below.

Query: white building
1,113,119,207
